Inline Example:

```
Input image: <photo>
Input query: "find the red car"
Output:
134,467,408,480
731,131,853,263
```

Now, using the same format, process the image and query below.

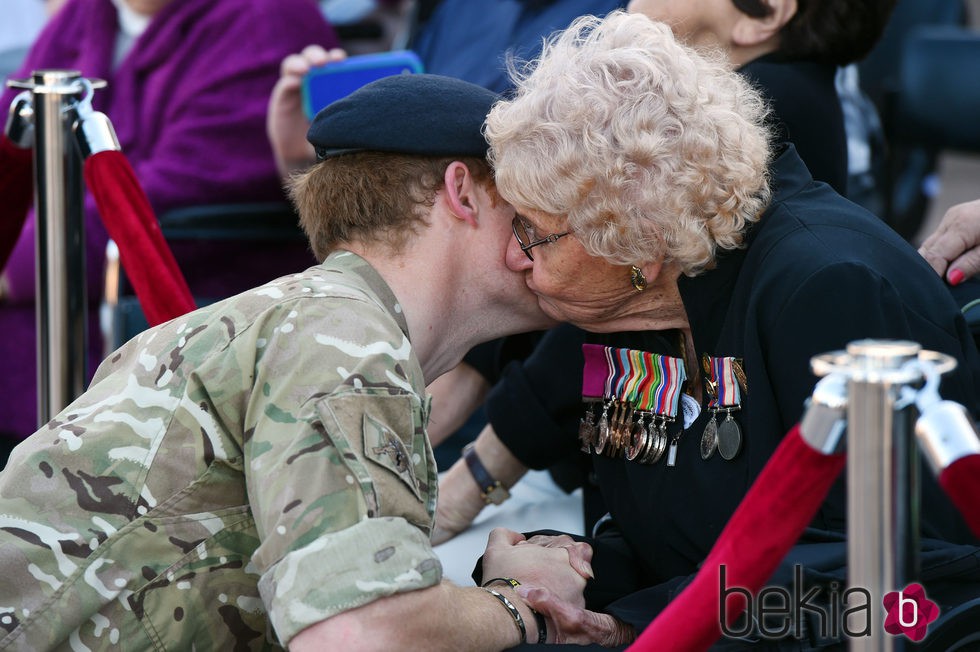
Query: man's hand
481,528,592,607
518,585,636,647
919,198,980,285
267,45,347,179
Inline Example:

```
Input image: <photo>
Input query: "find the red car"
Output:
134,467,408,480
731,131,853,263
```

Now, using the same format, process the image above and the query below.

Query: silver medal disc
642,428,667,464
652,430,669,463
625,424,647,461
578,418,595,452
717,418,743,460
594,413,609,454
700,418,718,460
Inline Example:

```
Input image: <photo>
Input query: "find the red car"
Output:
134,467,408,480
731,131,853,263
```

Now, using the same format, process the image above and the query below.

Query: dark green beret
307,73,498,160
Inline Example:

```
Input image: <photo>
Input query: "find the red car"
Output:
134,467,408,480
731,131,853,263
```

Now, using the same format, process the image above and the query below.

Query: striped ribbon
707,355,742,408
638,350,687,418
581,344,686,418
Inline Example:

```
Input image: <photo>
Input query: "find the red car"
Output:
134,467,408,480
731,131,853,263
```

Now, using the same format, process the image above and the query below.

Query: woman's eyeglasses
512,216,569,261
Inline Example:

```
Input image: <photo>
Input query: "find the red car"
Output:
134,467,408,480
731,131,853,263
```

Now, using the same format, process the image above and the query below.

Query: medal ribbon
583,345,686,418
603,345,619,400
581,343,608,399
582,344,688,417
707,356,741,408
611,348,631,401
618,348,644,407
637,350,687,417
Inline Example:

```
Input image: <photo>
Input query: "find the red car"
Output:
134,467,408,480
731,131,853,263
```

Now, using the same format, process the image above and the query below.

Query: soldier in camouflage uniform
0,74,608,650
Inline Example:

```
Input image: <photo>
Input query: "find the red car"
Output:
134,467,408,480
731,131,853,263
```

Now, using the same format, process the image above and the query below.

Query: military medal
580,343,687,466
607,401,624,457
700,415,718,460
594,401,612,454
701,354,746,461
612,349,639,455
580,344,610,453
700,354,719,460
717,409,743,460
637,350,685,465
578,401,598,453
640,417,668,464
624,414,648,461
602,347,628,457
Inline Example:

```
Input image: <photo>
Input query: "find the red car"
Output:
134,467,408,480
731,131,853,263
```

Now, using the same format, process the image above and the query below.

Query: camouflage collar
323,250,411,340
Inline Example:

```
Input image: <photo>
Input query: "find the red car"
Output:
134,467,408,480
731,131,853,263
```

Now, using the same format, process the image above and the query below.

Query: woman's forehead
513,205,564,226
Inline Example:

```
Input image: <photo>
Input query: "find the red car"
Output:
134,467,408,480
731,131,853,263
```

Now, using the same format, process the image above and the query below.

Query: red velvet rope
628,424,846,651
938,453,980,539
0,134,35,271
83,150,195,325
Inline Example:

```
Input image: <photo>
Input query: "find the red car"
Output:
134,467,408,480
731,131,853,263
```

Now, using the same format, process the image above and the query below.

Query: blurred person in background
0,0,340,464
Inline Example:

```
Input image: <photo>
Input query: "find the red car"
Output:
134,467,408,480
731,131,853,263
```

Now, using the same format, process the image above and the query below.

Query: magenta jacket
0,0,338,438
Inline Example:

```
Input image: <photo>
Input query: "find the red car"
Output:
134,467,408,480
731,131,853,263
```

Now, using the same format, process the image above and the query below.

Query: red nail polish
948,269,965,286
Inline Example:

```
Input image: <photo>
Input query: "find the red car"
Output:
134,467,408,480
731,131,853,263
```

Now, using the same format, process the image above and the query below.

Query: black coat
481,145,980,647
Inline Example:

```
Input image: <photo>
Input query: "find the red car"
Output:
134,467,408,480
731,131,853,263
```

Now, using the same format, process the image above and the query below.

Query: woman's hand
919,198,980,285
432,459,487,544
431,425,529,544
518,584,636,647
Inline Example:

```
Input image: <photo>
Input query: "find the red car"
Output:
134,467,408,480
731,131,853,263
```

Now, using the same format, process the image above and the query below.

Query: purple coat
0,0,338,438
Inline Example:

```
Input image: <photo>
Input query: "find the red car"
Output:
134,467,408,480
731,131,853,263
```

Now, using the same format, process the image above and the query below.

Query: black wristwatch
463,442,510,505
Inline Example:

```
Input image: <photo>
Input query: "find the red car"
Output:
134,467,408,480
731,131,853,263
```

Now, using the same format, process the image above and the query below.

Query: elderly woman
469,11,980,648
433,0,900,554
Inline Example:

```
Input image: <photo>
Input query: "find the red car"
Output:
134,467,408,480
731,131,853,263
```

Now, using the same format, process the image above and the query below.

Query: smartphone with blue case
301,50,424,120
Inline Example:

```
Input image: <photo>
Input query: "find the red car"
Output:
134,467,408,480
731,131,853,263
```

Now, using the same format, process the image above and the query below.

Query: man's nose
505,236,534,272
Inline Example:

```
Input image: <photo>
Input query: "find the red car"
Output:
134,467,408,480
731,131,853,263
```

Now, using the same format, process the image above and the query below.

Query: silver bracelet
481,578,547,643
482,587,527,644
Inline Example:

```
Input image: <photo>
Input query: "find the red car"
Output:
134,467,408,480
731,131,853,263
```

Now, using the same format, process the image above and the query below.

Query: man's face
472,184,557,334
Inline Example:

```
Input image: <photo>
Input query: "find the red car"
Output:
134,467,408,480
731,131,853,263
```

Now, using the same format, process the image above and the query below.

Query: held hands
482,529,633,646
919,198,980,285
267,45,347,179
481,528,592,609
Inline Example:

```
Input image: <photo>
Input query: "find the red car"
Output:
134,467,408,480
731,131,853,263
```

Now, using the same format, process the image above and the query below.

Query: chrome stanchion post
845,341,919,652
812,340,957,652
6,71,105,426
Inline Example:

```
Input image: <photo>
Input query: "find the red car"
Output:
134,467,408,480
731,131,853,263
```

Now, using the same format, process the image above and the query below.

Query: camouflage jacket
0,251,442,650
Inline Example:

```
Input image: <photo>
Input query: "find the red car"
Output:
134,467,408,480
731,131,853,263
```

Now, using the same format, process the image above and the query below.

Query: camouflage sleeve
241,294,441,645
260,517,440,642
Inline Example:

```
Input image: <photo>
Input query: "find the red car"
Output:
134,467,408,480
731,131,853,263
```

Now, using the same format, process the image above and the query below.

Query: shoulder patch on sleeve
363,410,421,500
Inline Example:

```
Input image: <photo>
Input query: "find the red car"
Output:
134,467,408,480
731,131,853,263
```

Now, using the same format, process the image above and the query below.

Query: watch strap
463,442,510,505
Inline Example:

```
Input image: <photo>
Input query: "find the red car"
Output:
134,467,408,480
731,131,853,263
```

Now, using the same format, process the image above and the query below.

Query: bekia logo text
719,565,939,642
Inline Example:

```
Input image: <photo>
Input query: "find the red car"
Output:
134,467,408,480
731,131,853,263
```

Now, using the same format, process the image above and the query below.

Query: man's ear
442,161,480,228
731,0,797,48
